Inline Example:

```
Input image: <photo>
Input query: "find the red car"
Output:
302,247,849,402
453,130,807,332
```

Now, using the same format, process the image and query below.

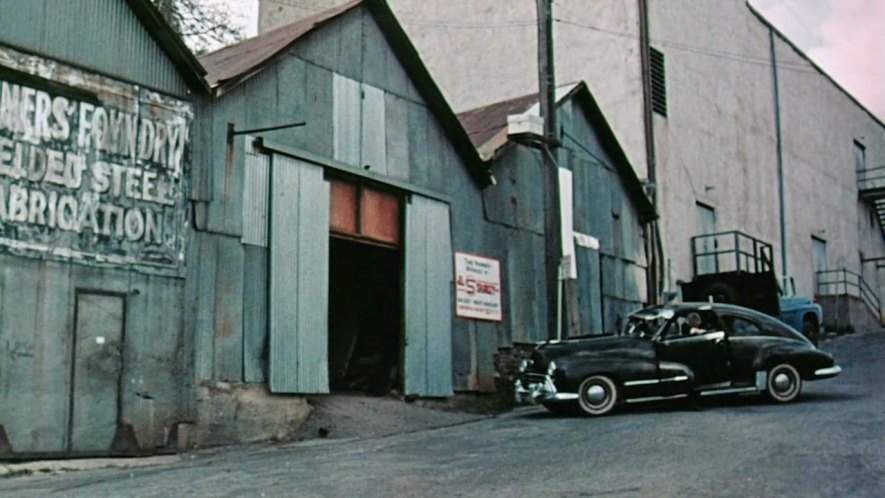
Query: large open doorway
328,238,402,395
328,178,403,395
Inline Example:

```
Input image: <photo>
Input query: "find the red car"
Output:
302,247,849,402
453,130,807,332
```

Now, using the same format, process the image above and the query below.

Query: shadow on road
516,389,862,419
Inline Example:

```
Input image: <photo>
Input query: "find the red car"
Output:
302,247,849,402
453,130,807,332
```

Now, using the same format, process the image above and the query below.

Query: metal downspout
638,0,662,304
770,29,789,284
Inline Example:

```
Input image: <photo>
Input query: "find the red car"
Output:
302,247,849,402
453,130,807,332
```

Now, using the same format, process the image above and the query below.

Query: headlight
518,359,532,373
547,361,557,376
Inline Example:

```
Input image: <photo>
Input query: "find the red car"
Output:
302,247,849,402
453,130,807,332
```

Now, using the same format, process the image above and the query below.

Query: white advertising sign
455,252,502,321
0,45,192,274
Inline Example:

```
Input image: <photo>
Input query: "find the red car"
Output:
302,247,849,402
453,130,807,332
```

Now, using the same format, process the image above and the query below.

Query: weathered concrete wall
817,294,882,333
649,1,885,299
186,382,311,447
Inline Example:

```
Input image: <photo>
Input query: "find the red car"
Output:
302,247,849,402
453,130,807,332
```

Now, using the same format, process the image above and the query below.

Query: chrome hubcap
586,384,608,404
773,372,792,392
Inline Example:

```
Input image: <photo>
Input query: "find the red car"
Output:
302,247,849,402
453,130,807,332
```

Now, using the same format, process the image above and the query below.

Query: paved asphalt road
2,331,883,497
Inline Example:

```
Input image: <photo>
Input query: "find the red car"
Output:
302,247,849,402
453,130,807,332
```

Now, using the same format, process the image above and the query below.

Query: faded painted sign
455,252,502,322
0,46,191,273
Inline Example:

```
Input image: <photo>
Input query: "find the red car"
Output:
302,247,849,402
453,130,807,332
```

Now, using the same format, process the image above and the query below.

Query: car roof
633,302,811,343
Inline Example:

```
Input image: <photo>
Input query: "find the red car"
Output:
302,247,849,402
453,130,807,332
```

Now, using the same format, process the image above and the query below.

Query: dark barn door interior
328,178,403,395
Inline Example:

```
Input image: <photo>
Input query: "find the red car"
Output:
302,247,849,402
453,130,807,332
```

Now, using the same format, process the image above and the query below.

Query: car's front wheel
577,375,619,416
766,363,802,403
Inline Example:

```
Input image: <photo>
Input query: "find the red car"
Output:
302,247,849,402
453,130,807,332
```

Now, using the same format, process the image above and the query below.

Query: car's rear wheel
766,363,802,403
577,375,618,416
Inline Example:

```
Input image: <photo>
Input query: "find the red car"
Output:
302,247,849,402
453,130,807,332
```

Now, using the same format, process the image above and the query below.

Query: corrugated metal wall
191,5,502,394
0,0,189,97
404,195,454,396
0,258,187,453
0,1,195,454
268,155,330,394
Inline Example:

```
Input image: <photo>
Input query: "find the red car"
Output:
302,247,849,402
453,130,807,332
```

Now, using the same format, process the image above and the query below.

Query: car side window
662,310,723,339
727,317,763,337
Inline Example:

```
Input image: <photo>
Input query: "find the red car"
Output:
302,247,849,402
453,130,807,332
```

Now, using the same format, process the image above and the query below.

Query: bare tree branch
152,0,246,55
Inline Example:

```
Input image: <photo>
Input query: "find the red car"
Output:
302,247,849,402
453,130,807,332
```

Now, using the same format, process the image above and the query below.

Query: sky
215,0,884,120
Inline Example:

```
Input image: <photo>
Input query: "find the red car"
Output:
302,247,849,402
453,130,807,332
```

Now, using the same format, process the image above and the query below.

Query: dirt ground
288,393,511,441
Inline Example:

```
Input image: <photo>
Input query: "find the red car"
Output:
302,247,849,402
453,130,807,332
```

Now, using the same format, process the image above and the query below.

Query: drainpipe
770,29,788,287
638,0,662,304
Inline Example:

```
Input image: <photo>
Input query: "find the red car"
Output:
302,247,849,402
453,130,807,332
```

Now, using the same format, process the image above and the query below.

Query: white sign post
454,252,503,321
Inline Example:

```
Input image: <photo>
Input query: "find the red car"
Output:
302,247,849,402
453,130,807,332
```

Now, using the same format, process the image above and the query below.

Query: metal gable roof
197,0,491,186
458,81,656,223
198,0,362,89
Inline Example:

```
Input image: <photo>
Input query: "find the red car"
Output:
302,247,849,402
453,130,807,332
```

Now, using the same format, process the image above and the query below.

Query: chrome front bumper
813,365,842,379
514,374,578,405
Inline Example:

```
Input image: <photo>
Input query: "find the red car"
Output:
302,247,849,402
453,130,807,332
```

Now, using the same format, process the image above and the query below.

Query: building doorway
328,238,402,394
68,291,125,452
328,178,403,395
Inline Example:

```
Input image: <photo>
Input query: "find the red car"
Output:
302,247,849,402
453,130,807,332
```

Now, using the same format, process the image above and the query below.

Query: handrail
857,165,885,191
691,230,774,277
815,268,882,320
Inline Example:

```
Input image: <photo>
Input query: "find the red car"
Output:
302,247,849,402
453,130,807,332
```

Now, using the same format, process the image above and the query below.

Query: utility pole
537,0,562,340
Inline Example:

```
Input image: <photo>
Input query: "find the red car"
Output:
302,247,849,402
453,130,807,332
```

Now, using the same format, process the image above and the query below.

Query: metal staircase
816,269,883,327
857,166,885,238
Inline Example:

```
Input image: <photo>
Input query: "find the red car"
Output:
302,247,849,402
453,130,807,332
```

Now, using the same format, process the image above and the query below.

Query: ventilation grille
650,47,667,117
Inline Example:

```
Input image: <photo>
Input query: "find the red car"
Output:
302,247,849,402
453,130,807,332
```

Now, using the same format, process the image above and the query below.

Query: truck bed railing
691,230,774,277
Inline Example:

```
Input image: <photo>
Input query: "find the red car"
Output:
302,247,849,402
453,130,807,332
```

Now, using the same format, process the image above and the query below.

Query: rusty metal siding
404,195,453,397
268,154,329,394
1,0,189,96
242,146,271,247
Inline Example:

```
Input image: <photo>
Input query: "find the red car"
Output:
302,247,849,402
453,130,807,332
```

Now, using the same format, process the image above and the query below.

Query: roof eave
365,0,492,187
125,0,209,95
564,82,657,223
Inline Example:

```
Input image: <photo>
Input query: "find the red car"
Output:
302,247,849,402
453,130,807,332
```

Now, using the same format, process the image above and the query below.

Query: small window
650,47,667,117
854,141,866,172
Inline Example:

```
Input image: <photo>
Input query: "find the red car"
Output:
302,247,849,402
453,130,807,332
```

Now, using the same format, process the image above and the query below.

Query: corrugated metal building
0,0,206,455
459,82,656,341
187,0,516,424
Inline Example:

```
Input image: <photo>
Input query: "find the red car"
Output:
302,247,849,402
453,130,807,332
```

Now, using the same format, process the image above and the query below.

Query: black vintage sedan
515,303,841,416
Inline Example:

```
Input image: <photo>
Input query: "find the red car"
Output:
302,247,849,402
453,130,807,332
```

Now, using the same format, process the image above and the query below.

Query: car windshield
621,309,672,339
